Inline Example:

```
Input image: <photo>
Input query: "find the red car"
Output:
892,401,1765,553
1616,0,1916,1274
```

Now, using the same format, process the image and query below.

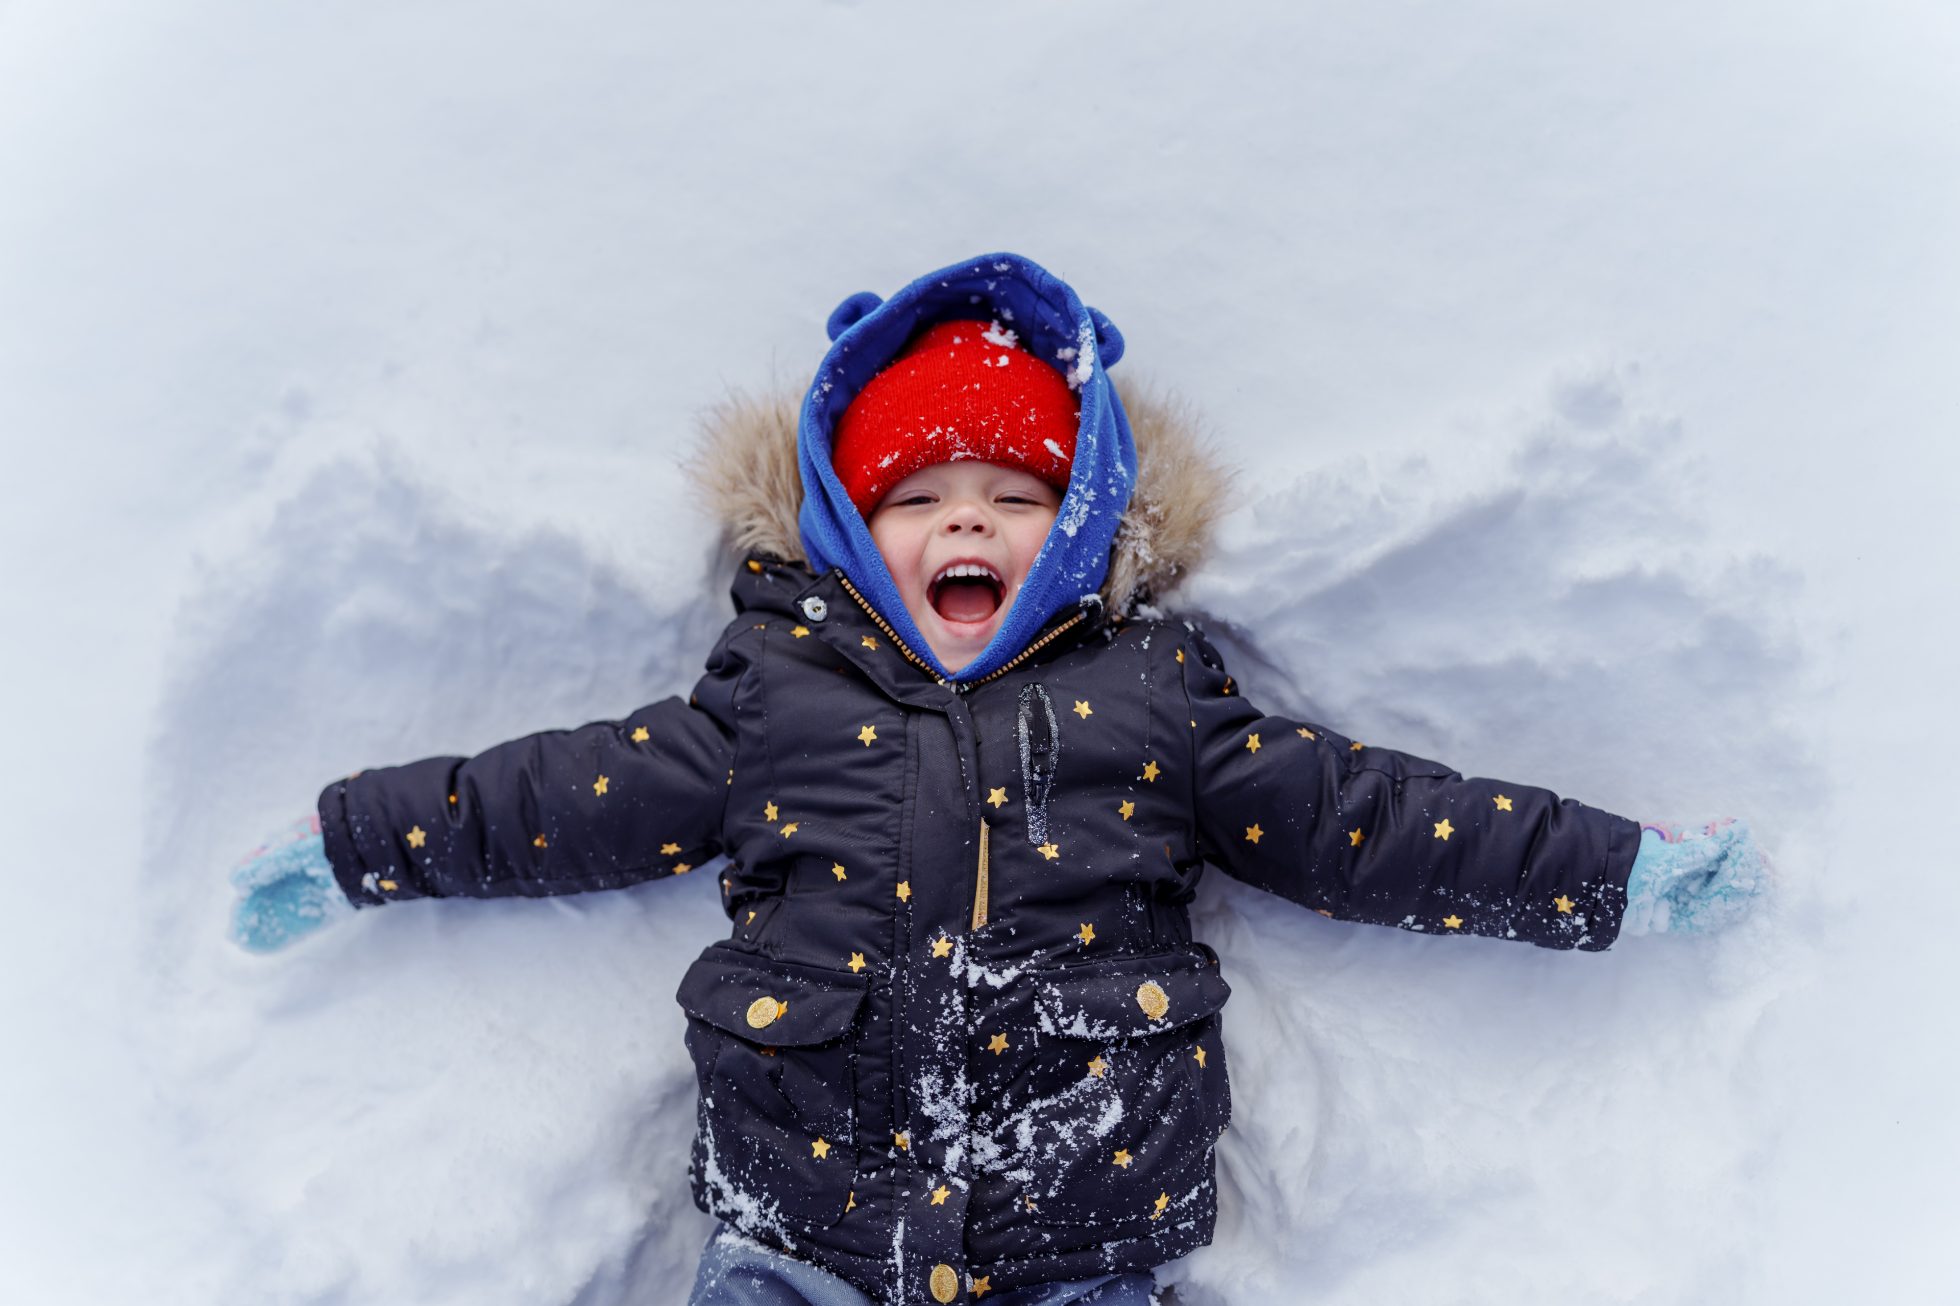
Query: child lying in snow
229,253,1771,1306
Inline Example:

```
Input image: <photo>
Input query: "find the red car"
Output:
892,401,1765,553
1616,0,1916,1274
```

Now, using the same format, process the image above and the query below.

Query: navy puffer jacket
318,385,1639,1300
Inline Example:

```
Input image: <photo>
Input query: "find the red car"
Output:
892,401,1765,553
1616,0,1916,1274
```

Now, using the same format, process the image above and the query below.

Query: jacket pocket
989,949,1232,1238
676,943,870,1231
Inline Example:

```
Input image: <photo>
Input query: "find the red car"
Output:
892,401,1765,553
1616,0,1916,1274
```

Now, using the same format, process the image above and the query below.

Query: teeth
932,562,1001,586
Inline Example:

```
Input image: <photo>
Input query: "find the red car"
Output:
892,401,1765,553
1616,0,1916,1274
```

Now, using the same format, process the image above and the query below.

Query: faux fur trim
684,377,1234,615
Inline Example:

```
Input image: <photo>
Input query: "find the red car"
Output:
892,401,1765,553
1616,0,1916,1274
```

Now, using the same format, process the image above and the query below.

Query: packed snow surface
2,3,1956,1304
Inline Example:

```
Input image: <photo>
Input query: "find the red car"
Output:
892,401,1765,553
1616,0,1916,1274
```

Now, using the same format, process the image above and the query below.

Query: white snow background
2,2,1956,1302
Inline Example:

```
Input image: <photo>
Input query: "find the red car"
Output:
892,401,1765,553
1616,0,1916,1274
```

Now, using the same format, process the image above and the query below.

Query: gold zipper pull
970,819,991,931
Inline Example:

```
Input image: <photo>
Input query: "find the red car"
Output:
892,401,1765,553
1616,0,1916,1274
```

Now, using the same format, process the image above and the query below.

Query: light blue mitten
228,813,354,952
1621,818,1772,937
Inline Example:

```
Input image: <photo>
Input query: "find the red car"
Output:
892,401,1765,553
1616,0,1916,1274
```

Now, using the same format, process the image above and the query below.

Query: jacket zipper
971,818,991,930
966,614,1087,688
832,572,1088,693
831,570,1075,934
834,573,955,686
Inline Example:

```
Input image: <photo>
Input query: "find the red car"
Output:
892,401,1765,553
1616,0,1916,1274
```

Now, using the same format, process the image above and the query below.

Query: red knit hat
830,318,1080,515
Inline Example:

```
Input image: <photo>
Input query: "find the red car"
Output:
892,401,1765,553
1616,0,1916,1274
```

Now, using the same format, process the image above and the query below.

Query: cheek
1009,517,1059,577
868,520,925,585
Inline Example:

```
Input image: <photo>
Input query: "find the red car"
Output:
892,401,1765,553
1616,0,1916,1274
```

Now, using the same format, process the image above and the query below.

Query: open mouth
928,561,1005,625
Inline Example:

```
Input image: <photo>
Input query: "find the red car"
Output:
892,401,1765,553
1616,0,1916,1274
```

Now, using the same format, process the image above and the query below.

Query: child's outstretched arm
1173,625,1765,950
229,619,759,949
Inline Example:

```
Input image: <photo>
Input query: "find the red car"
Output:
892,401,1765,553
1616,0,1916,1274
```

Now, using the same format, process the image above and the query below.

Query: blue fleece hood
797,252,1138,683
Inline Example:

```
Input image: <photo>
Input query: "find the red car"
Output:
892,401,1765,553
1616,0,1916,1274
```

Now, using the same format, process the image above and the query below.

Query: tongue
933,577,1001,624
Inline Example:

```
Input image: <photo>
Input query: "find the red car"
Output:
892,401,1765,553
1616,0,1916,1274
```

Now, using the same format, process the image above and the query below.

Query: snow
2,3,1957,1304
1066,321,1098,391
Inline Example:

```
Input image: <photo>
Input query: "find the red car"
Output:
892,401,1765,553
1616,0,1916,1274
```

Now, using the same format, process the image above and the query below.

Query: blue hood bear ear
826,291,885,342
1088,305,1124,368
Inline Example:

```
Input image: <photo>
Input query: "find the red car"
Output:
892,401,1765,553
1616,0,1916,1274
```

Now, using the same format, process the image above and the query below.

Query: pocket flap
676,944,870,1047
1033,950,1231,1040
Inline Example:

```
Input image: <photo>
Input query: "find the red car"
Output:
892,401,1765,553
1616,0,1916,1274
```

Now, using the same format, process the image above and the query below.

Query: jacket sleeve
316,621,756,907
1175,624,1640,950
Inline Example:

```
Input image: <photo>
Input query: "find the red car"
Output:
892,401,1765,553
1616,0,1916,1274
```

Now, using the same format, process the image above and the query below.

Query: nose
940,498,992,535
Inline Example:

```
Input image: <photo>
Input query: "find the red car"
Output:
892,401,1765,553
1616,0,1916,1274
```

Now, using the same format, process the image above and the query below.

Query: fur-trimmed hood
686,375,1234,617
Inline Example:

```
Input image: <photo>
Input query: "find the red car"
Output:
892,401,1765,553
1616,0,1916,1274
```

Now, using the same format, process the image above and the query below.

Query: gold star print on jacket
313,560,1641,1305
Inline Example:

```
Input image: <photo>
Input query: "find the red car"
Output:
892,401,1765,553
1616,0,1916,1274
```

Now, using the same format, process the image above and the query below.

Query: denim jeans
687,1225,1159,1305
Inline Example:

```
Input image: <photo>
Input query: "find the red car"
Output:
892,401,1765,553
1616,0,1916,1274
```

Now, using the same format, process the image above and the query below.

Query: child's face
866,460,1062,670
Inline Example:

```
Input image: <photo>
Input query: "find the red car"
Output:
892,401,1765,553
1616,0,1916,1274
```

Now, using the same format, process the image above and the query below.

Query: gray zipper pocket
1017,683,1060,848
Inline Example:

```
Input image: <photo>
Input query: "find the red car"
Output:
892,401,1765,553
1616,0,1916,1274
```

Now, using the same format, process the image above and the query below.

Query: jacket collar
733,558,1106,708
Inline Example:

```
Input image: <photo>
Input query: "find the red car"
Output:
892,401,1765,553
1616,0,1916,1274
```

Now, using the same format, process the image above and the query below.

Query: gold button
1135,981,1169,1021
929,1262,959,1303
745,996,782,1029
